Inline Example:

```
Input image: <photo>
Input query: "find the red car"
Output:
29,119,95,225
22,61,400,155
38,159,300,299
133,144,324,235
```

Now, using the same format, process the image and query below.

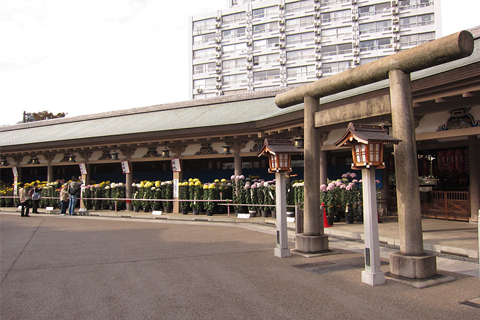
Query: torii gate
275,31,474,279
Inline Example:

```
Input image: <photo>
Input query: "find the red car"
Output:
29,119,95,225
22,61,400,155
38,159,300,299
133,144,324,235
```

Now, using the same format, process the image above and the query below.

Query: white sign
237,213,250,219
46,207,54,211
173,179,179,198
152,210,163,215
287,217,295,223
79,163,88,175
121,161,131,174
171,158,181,172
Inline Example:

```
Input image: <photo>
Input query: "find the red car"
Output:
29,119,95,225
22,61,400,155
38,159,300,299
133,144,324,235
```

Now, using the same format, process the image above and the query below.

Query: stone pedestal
390,251,437,279
274,248,291,258
362,270,385,286
295,234,329,253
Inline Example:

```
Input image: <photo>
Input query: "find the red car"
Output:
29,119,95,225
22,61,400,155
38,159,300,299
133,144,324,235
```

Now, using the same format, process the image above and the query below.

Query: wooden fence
388,190,470,221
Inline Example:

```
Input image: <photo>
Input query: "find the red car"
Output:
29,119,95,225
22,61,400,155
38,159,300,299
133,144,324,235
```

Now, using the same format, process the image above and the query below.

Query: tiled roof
0,89,303,148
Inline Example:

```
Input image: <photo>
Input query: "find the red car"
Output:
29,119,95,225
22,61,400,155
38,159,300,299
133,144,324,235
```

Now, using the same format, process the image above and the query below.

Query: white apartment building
189,0,441,99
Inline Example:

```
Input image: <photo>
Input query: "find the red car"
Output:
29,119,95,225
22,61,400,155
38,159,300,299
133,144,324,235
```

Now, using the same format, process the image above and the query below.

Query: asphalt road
1,214,479,319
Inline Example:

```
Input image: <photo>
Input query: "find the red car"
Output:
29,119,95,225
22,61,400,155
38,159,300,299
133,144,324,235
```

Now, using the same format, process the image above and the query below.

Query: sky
0,0,479,127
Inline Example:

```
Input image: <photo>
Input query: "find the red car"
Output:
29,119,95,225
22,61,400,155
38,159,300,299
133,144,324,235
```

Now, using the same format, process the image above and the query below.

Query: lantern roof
258,139,303,157
334,122,401,147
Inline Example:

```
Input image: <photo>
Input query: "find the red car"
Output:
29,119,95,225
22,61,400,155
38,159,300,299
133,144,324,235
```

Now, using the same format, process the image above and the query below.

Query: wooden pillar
173,168,182,214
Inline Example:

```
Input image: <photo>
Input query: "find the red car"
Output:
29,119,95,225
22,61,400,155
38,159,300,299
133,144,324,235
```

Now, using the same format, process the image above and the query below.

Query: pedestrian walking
68,176,82,215
18,182,31,217
60,184,69,215
29,182,41,214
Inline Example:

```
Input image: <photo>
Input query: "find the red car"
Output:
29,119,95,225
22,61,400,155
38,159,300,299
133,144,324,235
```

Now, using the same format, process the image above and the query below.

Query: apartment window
193,48,216,59
286,32,315,45
194,93,216,99
223,42,247,54
253,53,280,66
223,12,246,24
223,73,247,85
401,32,434,46
193,18,216,32
321,9,351,23
193,78,216,89
322,43,352,56
359,56,386,65
223,58,246,70
285,0,312,13
359,20,392,34
193,63,216,74
360,38,392,51
418,32,435,44
399,0,432,10
400,14,434,28
322,60,352,74
252,6,278,19
253,69,280,82
321,26,352,39
286,48,315,61
253,37,280,50
321,0,349,6
193,33,216,45
224,89,248,95
359,2,391,17
286,16,315,28
222,27,246,40
253,22,278,35
287,65,315,77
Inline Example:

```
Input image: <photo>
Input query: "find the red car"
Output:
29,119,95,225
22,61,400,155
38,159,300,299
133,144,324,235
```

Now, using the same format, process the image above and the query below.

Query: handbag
32,191,41,201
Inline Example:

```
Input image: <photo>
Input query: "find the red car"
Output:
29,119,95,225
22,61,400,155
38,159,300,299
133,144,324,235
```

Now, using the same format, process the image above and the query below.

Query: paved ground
1,213,479,319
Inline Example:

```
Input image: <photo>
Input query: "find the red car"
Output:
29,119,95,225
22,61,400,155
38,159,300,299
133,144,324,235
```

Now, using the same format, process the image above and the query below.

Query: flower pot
153,205,160,211
334,213,341,222
286,211,295,218
143,206,150,212
133,206,140,212
110,205,115,211
261,209,270,218
345,215,354,224
271,209,276,219
249,210,257,217
235,208,242,214
95,204,101,211
206,209,213,216
163,206,171,213
327,216,335,226
192,208,199,215
181,208,189,215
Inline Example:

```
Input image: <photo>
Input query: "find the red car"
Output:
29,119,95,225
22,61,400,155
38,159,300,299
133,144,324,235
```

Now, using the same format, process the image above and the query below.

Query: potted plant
152,181,162,211
162,181,173,213
179,181,190,214
203,182,219,216
245,182,257,217
231,175,246,214
190,179,203,215
321,182,336,226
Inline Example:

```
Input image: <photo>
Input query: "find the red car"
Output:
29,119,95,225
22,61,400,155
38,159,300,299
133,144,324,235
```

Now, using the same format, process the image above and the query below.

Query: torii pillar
274,31,474,276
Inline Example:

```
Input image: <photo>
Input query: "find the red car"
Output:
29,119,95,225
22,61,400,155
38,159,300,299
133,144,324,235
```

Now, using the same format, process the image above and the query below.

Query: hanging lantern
0,157,9,166
161,142,170,158
68,152,76,163
258,139,303,173
110,147,119,161
30,154,40,165
293,135,304,149
222,137,231,154
334,123,401,170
